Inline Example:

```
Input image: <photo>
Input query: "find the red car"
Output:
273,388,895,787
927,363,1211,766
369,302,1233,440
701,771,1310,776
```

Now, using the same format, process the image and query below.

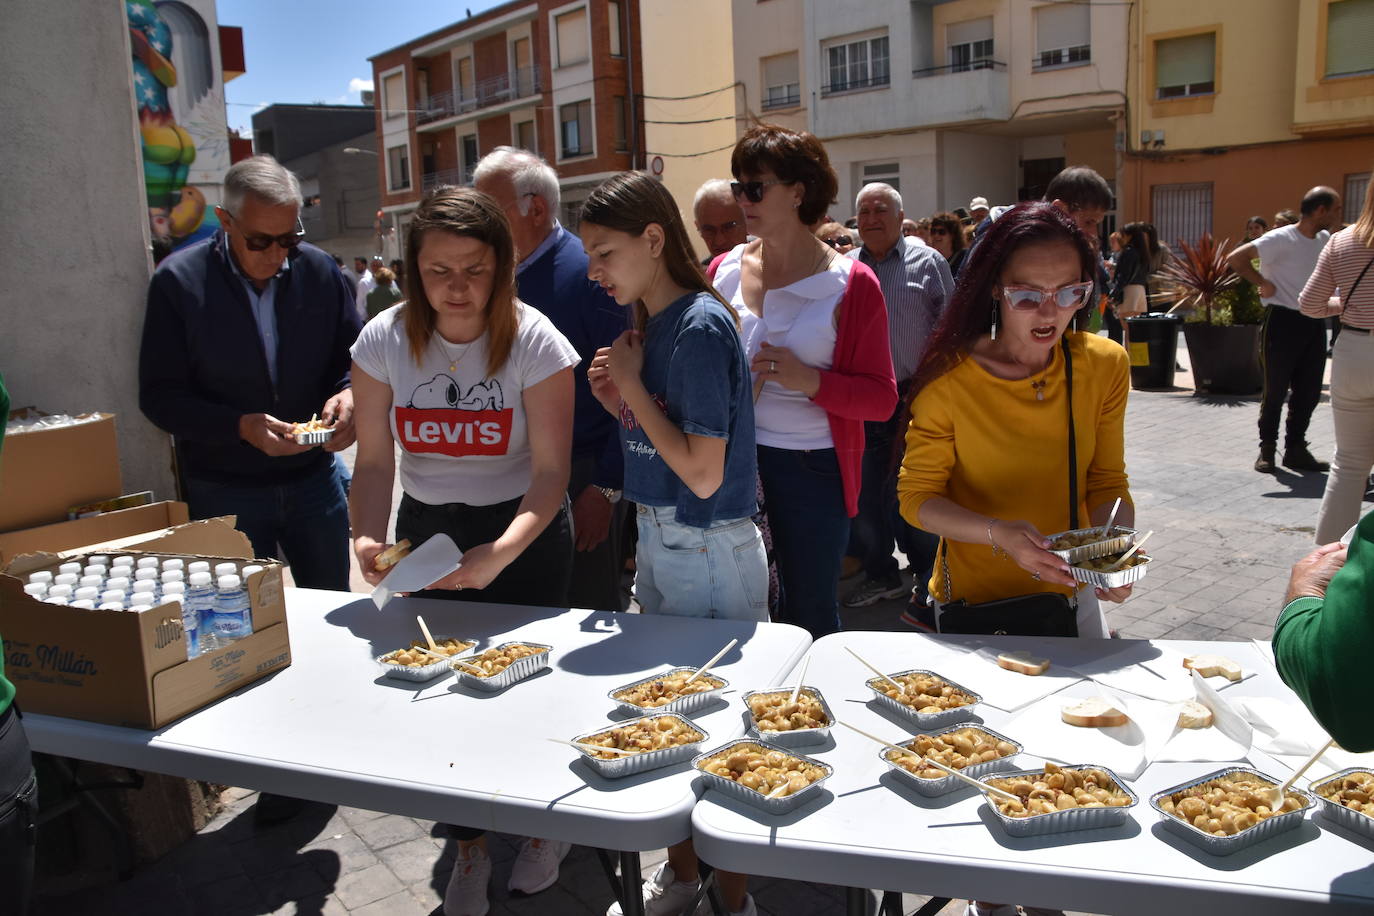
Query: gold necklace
759,240,832,284
432,332,475,372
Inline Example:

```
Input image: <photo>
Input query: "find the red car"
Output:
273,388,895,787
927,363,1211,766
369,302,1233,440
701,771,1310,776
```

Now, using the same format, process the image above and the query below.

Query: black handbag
935,336,1080,637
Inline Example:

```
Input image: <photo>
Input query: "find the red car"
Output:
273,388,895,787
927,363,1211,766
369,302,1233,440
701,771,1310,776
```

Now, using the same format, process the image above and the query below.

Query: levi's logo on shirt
396,373,512,456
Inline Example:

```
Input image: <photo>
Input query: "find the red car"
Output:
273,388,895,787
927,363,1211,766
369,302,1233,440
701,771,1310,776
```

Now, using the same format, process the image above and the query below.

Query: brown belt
1340,323,1371,335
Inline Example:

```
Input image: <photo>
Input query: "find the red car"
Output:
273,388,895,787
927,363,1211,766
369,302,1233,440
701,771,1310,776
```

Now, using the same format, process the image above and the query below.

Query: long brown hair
402,187,517,376
1355,161,1374,247
579,172,739,332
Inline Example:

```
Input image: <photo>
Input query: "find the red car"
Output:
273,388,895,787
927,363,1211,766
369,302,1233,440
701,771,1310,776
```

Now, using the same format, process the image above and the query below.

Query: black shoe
254,792,306,826
1283,445,1330,472
1254,443,1276,472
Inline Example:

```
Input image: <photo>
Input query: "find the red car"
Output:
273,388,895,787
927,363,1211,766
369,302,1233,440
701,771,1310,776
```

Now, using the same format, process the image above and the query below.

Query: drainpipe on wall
626,0,638,171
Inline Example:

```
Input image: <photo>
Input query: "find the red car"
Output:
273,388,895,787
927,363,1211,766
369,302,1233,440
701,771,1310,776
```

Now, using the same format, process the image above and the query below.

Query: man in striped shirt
844,183,954,608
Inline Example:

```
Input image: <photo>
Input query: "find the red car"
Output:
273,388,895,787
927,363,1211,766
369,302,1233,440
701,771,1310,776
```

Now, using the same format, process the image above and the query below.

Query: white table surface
24,588,811,851
690,631,1374,916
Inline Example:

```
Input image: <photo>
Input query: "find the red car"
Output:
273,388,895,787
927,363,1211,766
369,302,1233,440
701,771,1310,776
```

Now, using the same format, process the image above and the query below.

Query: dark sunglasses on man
221,208,306,251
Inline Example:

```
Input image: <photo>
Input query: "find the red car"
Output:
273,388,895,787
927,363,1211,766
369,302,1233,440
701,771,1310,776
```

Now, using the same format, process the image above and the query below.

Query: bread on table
1061,697,1130,728
1183,654,1242,682
997,651,1051,676
374,539,412,570
1176,700,1214,729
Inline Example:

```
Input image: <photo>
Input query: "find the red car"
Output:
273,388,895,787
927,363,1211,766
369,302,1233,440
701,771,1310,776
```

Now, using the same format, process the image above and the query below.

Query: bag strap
1344,254,1374,308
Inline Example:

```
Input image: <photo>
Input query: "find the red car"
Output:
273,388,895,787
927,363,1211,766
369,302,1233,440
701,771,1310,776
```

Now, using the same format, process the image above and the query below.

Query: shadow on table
556,613,763,678
975,805,1142,849
855,697,988,732
877,771,986,811
1148,818,1321,869
1331,858,1374,908
924,632,1166,681
322,594,566,659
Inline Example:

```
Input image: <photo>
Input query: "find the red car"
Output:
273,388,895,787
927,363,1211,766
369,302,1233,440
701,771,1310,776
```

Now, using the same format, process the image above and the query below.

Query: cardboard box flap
0,501,190,566
4,516,251,577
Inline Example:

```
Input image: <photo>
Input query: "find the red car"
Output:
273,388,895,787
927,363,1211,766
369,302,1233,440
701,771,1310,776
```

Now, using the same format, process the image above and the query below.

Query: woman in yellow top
898,201,1136,638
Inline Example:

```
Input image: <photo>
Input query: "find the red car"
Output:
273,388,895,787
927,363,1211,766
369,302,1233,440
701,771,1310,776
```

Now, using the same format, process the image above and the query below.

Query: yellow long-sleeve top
898,332,1133,604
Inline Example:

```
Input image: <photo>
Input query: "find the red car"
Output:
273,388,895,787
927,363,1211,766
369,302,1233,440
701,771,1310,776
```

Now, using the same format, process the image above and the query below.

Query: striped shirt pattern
851,237,954,382
1301,226,1374,329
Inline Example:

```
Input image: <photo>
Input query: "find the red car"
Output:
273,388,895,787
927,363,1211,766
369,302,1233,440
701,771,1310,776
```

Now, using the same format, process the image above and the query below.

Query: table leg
595,848,624,907
910,895,951,916
685,864,729,916
846,886,875,916
618,850,645,916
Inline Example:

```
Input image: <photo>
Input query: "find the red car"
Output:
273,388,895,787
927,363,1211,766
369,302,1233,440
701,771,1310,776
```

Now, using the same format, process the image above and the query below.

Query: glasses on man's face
224,210,306,252
1001,281,1095,312
700,221,740,236
730,179,787,203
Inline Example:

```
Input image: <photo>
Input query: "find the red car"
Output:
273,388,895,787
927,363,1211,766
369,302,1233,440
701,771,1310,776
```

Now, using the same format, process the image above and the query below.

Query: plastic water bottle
187,561,210,576
23,583,47,600
134,568,159,583
162,582,186,600
161,570,184,587
209,574,253,646
241,564,264,580
184,572,216,655
48,584,73,600
105,576,131,594
131,581,158,605
213,562,238,579
162,558,184,572
79,575,104,590
74,587,100,603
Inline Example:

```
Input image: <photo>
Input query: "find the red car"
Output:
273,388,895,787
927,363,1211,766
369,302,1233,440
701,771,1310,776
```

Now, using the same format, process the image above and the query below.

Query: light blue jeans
634,504,769,621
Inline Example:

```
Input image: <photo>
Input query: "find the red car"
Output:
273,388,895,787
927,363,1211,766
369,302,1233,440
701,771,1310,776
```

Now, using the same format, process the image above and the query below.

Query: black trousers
566,452,627,612
1259,305,1328,449
0,704,37,916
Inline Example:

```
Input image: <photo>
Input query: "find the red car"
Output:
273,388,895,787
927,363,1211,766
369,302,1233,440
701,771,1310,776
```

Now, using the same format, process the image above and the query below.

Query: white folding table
22,588,812,915
690,631,1374,916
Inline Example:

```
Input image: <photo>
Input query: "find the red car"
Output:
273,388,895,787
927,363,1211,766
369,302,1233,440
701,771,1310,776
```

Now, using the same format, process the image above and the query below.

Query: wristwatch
593,486,623,504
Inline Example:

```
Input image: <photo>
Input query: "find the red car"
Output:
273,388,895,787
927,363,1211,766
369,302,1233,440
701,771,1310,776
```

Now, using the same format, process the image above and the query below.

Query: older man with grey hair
843,181,952,611
693,178,747,261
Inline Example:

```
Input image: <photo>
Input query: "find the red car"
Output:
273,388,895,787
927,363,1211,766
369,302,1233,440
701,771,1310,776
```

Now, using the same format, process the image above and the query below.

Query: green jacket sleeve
1273,512,1374,752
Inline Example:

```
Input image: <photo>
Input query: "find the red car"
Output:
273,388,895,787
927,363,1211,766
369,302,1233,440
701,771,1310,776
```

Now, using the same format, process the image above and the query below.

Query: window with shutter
1155,33,1216,98
383,72,405,120
1035,3,1090,70
1326,0,1374,78
947,17,994,72
609,1,623,57
762,53,800,110
556,8,589,67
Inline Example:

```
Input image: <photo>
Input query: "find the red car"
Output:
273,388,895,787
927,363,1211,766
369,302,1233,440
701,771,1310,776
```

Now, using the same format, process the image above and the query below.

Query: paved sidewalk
34,348,1355,916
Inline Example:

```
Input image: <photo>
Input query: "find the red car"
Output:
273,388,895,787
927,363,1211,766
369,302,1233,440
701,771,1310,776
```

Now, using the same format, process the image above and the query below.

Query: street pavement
33,345,1355,916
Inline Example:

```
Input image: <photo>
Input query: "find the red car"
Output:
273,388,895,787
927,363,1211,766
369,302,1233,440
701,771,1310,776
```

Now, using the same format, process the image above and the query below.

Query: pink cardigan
709,250,897,516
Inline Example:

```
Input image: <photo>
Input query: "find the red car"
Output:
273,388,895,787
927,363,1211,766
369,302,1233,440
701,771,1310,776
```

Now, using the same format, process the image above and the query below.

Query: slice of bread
1183,654,1242,682
1061,697,1130,728
374,538,412,570
1176,699,1214,729
997,651,1051,676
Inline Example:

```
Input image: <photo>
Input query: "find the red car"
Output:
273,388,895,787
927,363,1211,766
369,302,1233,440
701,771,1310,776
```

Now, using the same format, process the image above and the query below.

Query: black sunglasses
730,179,788,203
223,209,306,251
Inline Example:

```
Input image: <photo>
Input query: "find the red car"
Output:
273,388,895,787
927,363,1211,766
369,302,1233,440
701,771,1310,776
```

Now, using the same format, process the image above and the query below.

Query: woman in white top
349,186,579,914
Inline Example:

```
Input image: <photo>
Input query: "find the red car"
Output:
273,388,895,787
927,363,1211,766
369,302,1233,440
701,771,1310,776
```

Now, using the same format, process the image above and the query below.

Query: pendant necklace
433,332,475,373
1020,351,1053,402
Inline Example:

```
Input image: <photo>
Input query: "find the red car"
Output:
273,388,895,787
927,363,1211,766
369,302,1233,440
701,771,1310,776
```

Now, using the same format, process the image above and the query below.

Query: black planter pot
1181,323,1263,394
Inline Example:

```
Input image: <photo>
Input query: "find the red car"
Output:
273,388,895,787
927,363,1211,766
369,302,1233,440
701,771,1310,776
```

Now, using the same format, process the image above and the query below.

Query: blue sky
219,0,507,136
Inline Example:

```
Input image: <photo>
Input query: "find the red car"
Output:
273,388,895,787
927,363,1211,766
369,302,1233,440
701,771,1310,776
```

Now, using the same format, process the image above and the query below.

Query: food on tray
1074,552,1147,572
1176,700,1214,729
697,742,827,798
614,670,725,707
885,727,1017,778
985,763,1132,818
1183,654,1242,682
456,644,547,677
1316,771,1374,818
374,539,412,570
747,689,829,732
291,414,331,434
1048,529,1114,549
871,672,976,713
1158,774,1305,836
381,637,474,667
581,716,704,759
1061,697,1130,728
997,651,1050,676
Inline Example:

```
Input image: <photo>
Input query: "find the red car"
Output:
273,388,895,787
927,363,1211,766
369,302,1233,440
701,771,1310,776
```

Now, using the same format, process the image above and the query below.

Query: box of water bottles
0,517,291,728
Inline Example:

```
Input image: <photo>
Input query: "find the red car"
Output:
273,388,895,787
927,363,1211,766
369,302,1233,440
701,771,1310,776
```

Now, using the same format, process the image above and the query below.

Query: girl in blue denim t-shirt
581,172,768,623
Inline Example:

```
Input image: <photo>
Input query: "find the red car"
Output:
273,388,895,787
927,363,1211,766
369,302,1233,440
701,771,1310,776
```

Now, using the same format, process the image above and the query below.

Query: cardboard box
0,411,123,532
0,518,291,729
0,501,190,566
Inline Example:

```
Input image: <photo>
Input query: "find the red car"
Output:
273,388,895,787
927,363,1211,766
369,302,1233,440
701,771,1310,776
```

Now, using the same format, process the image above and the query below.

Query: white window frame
380,65,407,121
386,142,412,192
823,32,890,96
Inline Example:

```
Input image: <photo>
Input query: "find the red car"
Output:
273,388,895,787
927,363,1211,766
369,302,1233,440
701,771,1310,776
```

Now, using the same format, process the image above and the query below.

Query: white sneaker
728,893,758,916
444,845,491,916
606,862,702,916
964,904,1018,916
508,837,571,895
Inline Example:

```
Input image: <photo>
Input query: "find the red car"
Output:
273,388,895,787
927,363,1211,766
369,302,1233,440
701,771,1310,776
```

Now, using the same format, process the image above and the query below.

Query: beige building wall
731,0,807,133
1293,0,1374,135
641,0,741,260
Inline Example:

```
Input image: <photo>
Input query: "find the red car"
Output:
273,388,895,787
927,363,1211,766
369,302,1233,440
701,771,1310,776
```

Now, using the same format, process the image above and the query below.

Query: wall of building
938,131,1018,215
1,0,175,501
640,0,738,259
824,131,939,223
1007,0,1127,116
731,0,806,131
1293,0,1374,135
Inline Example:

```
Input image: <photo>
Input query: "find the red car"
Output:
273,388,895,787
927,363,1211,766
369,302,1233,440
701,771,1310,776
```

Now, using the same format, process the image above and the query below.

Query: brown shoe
1254,443,1276,472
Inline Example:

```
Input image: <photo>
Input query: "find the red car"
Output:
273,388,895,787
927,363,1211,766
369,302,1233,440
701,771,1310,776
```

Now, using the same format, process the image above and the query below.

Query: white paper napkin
370,534,464,610
1001,686,1153,779
1230,695,1332,759
952,647,1088,712
1149,670,1253,764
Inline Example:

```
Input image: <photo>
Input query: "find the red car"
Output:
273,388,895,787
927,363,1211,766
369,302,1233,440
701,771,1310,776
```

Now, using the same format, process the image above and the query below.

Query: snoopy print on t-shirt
395,373,513,456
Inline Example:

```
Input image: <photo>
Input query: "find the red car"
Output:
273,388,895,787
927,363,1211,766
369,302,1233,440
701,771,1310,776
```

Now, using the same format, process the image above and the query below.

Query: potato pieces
873,672,976,714
380,637,474,667
747,689,829,733
1075,551,1147,572
615,671,725,708
581,716,704,760
457,644,547,677
1316,771,1374,819
1158,774,1305,836
885,727,1018,779
985,763,1132,818
1048,529,1113,549
696,742,827,798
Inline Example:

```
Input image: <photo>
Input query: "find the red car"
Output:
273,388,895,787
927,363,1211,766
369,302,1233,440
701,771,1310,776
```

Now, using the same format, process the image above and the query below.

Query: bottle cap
162,582,186,595
187,561,211,575
241,564,265,578
54,573,79,587
214,563,238,577
74,587,100,601
161,570,185,583
23,583,47,598
134,568,159,581
28,571,53,585
87,555,109,565
136,557,161,569
113,556,134,567
48,585,73,598
44,596,69,606
59,563,83,575
188,572,212,587
79,575,104,589
161,558,184,571
101,589,126,604
98,602,125,611
70,599,96,609
108,565,133,579
83,564,108,576
217,574,242,590
105,577,131,591
132,581,157,594
128,604,153,612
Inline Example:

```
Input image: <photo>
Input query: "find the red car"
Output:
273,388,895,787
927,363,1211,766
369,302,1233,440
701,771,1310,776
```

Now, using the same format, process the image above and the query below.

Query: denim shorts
634,505,769,621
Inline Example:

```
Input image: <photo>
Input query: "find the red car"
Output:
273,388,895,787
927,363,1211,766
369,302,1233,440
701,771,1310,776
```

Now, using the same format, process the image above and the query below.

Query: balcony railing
819,73,891,97
423,167,473,191
418,66,541,124
1033,45,1091,71
913,59,1006,78
762,84,800,110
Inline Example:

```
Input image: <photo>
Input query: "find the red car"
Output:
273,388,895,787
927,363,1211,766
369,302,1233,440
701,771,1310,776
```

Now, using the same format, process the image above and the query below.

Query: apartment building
734,0,1127,226
1123,0,1374,250
368,0,641,238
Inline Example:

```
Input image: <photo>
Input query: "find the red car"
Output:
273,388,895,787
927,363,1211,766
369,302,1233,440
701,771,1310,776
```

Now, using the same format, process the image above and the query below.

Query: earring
990,302,999,341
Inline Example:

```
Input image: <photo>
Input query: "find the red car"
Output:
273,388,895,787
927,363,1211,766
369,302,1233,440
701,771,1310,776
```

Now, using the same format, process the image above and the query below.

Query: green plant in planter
1159,233,1241,324
1159,233,1264,394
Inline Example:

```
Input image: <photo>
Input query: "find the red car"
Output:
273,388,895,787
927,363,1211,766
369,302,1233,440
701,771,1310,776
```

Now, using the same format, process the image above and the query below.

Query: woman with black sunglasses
707,125,897,639
897,201,1138,643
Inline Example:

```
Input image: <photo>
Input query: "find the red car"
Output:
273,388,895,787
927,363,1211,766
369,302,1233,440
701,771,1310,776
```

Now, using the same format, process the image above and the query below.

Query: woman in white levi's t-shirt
349,187,578,603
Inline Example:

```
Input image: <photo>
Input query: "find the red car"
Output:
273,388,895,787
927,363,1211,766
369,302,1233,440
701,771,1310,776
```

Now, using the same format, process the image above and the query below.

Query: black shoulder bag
934,336,1080,637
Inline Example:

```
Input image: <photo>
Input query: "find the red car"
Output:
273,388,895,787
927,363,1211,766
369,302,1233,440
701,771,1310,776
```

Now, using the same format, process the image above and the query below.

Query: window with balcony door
609,1,623,57
762,52,800,109
1155,33,1216,98
824,34,889,95
1034,3,1090,70
387,144,410,191
556,7,590,67
383,71,405,120
516,119,537,155
512,37,536,97
1325,0,1374,78
561,99,592,157
461,135,479,185
947,18,994,72
456,56,474,108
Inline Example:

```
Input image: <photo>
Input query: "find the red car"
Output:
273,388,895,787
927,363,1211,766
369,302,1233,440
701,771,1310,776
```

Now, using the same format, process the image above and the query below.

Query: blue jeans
634,505,769,621
0,705,36,916
757,446,850,637
850,414,937,585
183,456,352,591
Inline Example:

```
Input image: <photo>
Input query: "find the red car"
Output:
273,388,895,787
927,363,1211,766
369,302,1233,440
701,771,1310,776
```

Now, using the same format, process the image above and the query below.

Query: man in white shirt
354,254,382,318
1228,187,1343,472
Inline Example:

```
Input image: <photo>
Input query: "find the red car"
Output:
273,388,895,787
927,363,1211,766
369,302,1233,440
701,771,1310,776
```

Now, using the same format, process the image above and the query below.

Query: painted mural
126,0,230,253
